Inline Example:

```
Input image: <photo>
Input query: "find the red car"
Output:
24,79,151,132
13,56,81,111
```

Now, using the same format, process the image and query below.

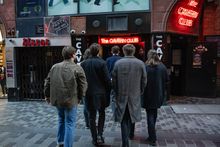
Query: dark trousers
83,98,89,127
121,106,134,147
89,108,105,141
0,80,6,95
146,109,158,142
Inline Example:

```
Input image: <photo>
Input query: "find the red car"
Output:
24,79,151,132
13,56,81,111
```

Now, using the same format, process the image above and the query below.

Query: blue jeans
57,106,77,147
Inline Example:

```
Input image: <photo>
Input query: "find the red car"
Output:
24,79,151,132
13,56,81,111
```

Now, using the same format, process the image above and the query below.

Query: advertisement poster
114,0,150,12
48,0,78,15
44,16,70,36
80,0,112,13
17,0,45,17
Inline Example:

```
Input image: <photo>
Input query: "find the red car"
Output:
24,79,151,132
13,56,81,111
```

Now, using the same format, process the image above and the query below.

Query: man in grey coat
112,44,147,147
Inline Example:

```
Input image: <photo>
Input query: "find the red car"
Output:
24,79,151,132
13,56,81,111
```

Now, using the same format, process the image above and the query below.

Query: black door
15,46,63,100
185,42,217,97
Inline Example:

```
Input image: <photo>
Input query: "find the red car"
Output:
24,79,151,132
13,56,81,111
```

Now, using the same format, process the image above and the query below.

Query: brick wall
203,1,220,35
71,16,86,35
151,0,173,32
0,0,15,37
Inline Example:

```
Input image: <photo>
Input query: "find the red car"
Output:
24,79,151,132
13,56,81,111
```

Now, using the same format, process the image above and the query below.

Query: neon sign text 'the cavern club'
99,37,140,44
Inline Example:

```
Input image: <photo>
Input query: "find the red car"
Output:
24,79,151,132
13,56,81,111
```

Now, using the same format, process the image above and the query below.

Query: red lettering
23,38,27,46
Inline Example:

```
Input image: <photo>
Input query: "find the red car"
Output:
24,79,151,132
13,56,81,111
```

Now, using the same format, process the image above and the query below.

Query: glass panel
80,0,112,13
48,0,78,15
108,16,128,31
114,0,150,12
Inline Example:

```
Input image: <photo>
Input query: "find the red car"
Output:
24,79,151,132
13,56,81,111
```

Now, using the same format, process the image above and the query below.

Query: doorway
15,46,63,100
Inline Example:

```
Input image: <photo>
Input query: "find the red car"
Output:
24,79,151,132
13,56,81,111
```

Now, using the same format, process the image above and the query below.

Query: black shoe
94,2,100,5
129,134,134,139
92,140,98,146
97,135,104,144
87,0,91,2
146,138,156,146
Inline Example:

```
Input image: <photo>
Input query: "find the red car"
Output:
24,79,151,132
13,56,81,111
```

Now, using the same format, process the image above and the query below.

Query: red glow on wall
99,37,140,44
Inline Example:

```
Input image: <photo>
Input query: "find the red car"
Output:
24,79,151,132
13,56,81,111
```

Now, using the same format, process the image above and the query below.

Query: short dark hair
62,46,76,60
111,45,120,54
89,43,101,56
83,48,91,60
122,44,135,56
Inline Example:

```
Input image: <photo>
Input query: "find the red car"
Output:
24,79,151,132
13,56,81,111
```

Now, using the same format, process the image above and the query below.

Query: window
107,16,128,32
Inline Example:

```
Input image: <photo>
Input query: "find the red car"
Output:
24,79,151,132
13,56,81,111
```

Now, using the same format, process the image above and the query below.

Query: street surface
0,97,219,147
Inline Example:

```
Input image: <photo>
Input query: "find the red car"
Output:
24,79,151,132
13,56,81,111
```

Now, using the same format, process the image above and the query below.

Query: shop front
5,37,71,101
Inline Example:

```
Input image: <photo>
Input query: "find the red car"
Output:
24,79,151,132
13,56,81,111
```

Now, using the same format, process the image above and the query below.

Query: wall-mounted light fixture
0,30,3,42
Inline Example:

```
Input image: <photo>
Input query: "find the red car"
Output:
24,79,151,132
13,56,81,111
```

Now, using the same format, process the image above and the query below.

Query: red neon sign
176,0,200,27
23,38,50,47
178,7,198,18
99,37,140,44
178,17,193,26
188,0,198,7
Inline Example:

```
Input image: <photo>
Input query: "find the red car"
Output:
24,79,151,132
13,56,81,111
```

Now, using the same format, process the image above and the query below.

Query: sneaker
97,135,104,144
146,138,156,146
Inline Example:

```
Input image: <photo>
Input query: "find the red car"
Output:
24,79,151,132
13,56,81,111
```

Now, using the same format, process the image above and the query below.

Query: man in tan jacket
44,46,87,147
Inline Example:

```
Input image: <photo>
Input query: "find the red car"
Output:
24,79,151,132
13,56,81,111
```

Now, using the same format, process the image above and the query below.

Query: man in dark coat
112,44,147,147
142,49,169,146
81,43,111,146
106,45,122,114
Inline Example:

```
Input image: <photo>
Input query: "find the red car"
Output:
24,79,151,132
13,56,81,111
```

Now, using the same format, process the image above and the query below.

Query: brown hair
122,44,135,56
111,45,120,54
62,46,76,60
89,43,101,56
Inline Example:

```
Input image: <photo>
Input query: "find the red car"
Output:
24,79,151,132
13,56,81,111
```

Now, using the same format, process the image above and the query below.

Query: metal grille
15,46,63,100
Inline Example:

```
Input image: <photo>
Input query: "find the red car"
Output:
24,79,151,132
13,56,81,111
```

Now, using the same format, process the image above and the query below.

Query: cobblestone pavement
0,98,220,147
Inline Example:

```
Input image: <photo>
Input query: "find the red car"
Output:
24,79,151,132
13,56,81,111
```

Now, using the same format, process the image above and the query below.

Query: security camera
70,29,76,34
81,30,86,34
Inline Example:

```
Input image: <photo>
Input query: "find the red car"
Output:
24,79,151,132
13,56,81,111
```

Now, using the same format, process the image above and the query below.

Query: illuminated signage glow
177,0,200,27
99,37,140,44
188,0,198,7
178,7,198,18
178,17,193,27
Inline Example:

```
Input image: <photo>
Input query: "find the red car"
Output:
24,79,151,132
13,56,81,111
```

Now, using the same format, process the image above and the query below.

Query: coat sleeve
76,66,88,101
141,64,147,94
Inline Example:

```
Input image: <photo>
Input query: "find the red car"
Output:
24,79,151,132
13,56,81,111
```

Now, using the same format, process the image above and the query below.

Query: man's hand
45,97,50,104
